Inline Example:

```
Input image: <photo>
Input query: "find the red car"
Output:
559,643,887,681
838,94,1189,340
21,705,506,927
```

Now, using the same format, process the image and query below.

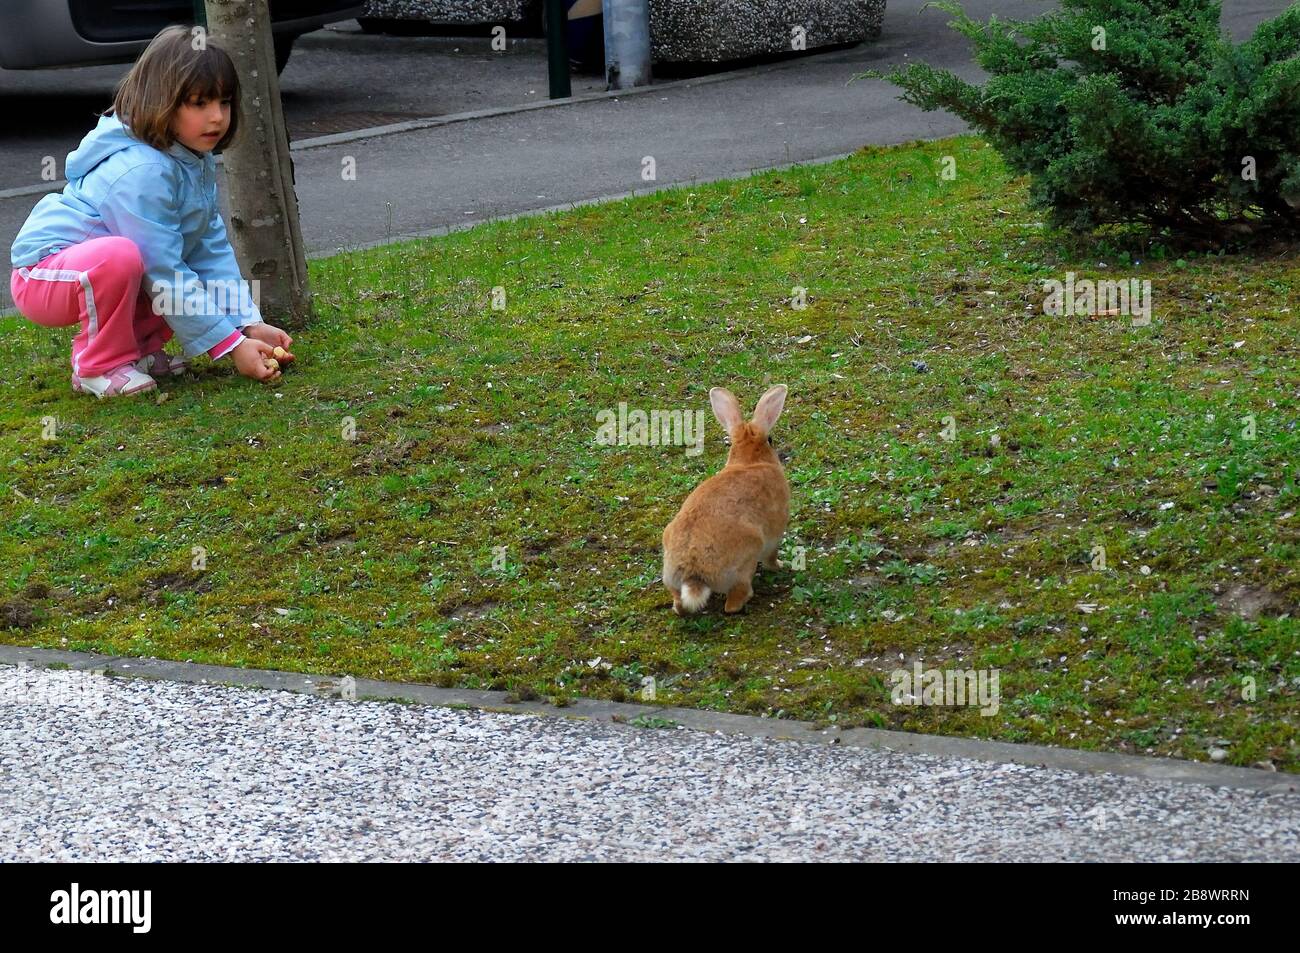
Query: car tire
274,34,295,73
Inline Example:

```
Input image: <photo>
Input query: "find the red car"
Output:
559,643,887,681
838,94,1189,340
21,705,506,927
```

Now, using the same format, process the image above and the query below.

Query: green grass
2,135,1297,770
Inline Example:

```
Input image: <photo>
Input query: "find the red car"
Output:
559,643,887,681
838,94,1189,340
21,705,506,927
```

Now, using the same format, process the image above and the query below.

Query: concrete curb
2,644,1294,795
261,47,809,153
297,29,550,53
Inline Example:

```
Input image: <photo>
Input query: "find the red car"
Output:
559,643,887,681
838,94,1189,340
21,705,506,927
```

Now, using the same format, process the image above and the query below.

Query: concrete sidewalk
3,663,1297,861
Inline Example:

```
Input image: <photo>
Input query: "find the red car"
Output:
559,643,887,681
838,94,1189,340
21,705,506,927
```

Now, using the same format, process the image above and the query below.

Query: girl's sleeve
187,202,265,329
97,162,243,358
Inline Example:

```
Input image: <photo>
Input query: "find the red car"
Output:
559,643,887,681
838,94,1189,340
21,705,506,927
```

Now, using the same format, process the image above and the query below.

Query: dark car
0,1,366,72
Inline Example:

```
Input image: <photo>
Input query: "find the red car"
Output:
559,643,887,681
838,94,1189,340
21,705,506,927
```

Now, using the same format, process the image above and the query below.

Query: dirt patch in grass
1217,584,1292,620
447,601,501,622
142,572,212,606
0,599,36,629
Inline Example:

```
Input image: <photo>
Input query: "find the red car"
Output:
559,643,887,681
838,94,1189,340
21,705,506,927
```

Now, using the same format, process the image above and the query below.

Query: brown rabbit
662,385,790,614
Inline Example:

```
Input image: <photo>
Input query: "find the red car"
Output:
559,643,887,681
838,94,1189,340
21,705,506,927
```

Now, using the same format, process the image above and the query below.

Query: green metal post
545,0,572,99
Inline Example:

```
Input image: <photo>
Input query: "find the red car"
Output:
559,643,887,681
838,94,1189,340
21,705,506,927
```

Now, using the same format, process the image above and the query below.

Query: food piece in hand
264,358,280,373
272,346,288,360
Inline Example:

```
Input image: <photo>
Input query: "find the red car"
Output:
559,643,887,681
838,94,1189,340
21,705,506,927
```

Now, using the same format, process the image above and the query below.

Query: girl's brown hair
105,24,241,152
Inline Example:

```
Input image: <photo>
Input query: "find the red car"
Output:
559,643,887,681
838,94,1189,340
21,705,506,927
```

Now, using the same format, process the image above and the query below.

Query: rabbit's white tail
680,579,711,613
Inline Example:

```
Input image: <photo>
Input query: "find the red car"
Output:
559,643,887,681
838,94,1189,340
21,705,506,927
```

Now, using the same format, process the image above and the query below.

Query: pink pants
9,236,172,379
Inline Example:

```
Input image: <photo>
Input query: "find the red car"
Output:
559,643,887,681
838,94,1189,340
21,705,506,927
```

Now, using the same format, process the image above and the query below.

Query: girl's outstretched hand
244,322,295,363
232,338,280,382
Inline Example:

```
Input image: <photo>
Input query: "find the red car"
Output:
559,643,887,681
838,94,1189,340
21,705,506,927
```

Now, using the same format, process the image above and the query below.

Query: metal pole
602,0,651,90
545,0,572,99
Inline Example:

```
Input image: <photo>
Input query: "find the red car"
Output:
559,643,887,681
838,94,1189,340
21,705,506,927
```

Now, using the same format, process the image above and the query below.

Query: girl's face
170,92,231,154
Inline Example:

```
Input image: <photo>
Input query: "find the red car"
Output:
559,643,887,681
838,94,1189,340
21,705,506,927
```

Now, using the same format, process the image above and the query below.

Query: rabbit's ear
752,385,788,432
709,387,744,432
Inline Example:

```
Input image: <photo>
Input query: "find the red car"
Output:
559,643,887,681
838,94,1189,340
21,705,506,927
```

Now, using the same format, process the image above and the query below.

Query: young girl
9,25,294,399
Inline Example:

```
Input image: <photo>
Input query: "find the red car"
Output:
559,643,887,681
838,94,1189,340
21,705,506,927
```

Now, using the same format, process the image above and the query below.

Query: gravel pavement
2,666,1296,862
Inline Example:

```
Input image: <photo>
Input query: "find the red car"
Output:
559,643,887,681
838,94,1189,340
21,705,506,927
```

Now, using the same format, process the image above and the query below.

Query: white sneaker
72,363,158,399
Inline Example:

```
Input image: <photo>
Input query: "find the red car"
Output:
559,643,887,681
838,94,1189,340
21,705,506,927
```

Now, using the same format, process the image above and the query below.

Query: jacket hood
66,112,204,181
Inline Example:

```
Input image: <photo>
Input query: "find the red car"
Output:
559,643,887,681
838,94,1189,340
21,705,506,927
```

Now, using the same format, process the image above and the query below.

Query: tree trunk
205,0,313,327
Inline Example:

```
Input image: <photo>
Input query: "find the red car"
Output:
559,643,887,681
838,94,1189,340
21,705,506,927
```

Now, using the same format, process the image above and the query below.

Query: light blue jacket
10,112,263,357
